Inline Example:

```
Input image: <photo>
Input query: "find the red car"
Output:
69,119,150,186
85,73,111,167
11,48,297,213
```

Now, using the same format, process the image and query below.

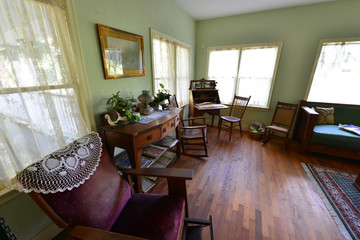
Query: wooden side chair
218,95,251,141
169,95,208,157
15,132,194,240
262,101,298,148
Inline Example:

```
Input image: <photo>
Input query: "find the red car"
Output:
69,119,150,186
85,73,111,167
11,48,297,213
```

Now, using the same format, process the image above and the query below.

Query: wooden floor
150,126,360,240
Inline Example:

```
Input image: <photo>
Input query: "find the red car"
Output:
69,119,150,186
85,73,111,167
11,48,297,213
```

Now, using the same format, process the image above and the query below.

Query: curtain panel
0,0,89,189
152,33,190,107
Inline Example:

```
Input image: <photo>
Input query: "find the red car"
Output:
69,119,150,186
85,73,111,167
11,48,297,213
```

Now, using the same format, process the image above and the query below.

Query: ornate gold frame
97,24,145,79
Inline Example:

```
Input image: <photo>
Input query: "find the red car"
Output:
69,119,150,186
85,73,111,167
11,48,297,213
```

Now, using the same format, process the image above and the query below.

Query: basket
248,122,264,141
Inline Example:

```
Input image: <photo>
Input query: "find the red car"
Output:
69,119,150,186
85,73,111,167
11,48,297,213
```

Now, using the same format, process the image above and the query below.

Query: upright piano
189,78,228,126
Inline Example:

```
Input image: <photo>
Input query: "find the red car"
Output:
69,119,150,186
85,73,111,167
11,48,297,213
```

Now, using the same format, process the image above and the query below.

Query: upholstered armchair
15,132,193,240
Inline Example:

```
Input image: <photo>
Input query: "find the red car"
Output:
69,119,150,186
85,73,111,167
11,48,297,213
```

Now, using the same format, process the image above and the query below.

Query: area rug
302,163,360,240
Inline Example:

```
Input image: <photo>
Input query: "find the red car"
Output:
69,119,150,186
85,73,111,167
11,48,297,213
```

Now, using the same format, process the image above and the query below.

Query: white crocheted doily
15,132,102,194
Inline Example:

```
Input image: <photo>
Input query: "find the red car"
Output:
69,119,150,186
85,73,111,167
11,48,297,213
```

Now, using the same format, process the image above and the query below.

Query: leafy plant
153,83,171,107
106,91,140,124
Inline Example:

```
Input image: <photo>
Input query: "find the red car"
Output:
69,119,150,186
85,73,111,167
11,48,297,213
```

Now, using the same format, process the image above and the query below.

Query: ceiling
173,0,336,20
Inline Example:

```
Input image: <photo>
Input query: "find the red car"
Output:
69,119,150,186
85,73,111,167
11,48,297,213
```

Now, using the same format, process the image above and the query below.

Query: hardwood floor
150,126,360,240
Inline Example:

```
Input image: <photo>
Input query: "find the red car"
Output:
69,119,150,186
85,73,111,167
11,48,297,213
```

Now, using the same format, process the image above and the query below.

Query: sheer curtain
237,47,278,108
307,41,360,104
0,0,89,189
152,31,190,107
152,36,175,97
175,45,190,106
208,49,239,104
207,43,281,108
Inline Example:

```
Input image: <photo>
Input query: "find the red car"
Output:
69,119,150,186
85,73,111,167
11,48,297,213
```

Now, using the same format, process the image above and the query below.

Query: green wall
195,0,360,126
0,193,55,239
73,0,196,126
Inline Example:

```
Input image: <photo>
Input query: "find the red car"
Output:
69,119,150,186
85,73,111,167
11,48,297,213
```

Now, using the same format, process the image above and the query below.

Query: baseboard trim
32,223,62,240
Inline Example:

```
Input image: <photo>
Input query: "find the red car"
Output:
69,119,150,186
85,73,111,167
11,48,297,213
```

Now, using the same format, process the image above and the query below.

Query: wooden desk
194,103,229,126
100,108,182,192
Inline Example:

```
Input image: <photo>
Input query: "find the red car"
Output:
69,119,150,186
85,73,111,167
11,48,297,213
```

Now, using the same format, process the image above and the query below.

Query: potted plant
152,83,171,110
105,91,140,126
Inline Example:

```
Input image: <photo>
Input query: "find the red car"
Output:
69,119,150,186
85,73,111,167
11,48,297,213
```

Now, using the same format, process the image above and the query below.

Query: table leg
127,146,143,193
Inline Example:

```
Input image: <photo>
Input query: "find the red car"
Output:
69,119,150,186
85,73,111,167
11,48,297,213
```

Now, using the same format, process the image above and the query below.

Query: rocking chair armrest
183,116,206,121
70,225,147,240
181,125,206,130
121,168,194,180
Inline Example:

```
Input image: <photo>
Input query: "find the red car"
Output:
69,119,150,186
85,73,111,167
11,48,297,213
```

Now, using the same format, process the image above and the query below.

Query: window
306,38,360,105
207,42,282,108
0,0,90,189
151,29,190,107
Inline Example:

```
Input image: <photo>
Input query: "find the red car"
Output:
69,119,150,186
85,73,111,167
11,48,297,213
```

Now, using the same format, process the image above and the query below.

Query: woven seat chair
262,101,298,148
218,95,251,141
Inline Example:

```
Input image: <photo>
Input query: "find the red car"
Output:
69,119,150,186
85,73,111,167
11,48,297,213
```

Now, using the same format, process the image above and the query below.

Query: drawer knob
147,135,152,140
163,128,167,133
171,123,175,127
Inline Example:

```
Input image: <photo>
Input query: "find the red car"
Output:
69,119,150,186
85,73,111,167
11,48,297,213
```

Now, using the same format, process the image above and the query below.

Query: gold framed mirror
97,24,145,79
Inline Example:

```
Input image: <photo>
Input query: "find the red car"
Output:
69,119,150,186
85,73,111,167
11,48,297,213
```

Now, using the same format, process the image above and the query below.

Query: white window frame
150,29,191,107
305,37,360,105
206,42,282,109
0,0,93,197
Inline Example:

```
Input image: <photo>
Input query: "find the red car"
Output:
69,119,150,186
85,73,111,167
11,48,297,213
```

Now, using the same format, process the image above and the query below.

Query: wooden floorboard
150,126,360,240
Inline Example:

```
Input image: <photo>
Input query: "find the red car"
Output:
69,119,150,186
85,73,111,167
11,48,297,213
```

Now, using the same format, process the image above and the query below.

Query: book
156,151,177,166
115,151,154,169
339,124,360,136
142,177,155,193
142,145,167,159
153,136,179,148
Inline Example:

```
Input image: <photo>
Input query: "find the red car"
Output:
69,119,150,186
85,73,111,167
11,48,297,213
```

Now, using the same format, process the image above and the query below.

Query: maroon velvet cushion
111,193,185,240
41,146,131,230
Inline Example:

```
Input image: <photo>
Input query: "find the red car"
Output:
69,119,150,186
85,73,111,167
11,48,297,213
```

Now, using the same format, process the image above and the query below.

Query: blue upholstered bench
294,100,360,160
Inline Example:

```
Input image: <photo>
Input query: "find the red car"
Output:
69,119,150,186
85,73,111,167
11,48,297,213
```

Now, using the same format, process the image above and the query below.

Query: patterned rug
302,163,360,240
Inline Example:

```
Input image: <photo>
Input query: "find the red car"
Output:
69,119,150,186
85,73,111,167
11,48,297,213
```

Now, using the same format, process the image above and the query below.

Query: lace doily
15,132,102,194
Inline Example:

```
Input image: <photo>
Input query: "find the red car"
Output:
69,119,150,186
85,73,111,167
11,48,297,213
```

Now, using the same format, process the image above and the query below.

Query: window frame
305,37,360,104
0,0,94,197
150,28,191,107
206,42,283,109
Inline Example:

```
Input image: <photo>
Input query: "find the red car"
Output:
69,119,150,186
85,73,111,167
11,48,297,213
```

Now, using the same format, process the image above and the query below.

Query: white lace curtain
0,0,90,189
152,33,190,107
307,41,360,104
208,44,281,108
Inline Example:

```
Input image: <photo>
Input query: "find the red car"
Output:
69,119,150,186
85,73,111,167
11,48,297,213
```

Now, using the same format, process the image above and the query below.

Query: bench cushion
311,125,360,151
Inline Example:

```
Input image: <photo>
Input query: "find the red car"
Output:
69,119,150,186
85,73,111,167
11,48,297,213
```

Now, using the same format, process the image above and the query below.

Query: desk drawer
136,128,161,147
161,118,176,138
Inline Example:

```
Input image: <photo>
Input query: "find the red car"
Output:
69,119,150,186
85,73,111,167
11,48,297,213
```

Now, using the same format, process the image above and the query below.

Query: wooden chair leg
262,129,269,143
181,138,186,154
229,122,233,141
218,118,222,136
202,128,208,156
239,121,242,137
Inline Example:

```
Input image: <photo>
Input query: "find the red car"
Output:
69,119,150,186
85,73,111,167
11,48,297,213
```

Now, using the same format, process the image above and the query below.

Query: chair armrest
181,125,207,130
302,106,318,116
122,168,193,180
298,106,319,153
183,116,206,121
70,225,147,240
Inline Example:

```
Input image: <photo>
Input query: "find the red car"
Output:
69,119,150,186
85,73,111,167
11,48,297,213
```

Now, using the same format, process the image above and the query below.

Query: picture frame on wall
97,24,145,79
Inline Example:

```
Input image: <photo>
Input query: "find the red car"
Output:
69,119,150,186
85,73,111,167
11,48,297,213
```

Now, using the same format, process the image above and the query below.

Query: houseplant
152,83,171,109
106,91,140,125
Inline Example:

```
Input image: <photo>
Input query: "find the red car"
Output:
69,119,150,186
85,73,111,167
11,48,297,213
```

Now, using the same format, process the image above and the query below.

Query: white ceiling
173,0,336,20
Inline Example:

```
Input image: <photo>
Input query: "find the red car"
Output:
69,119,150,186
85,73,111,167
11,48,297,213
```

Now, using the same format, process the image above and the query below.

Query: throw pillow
315,107,335,125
